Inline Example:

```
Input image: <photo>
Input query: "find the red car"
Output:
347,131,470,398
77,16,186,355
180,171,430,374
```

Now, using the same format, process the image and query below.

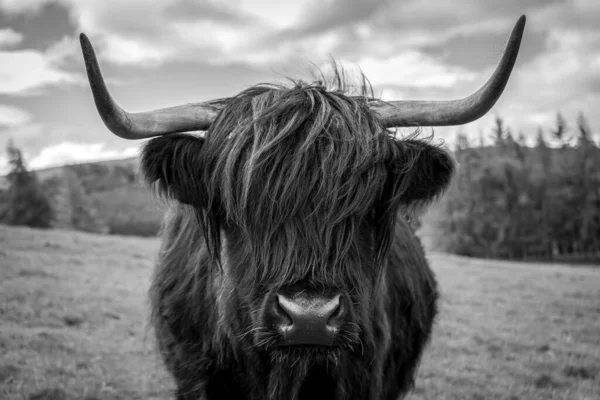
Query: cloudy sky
0,0,598,172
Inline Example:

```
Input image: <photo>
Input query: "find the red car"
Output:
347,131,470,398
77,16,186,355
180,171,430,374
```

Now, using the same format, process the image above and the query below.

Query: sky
0,0,598,172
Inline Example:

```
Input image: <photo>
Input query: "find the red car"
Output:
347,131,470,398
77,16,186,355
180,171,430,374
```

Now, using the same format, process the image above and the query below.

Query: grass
0,226,171,400
413,254,599,399
1,225,599,399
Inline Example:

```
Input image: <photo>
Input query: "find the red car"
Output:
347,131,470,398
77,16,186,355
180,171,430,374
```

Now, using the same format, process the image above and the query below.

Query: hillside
58,158,165,236
1,225,599,399
1,157,165,237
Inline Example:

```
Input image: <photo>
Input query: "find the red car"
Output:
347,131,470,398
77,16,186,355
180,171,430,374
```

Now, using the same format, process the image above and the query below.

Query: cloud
51,0,269,67
0,28,23,48
281,0,535,47
43,35,80,66
0,49,82,94
0,0,599,168
0,0,571,72
0,1,529,73
27,142,140,170
287,0,395,35
238,0,308,28
349,51,478,89
0,105,32,126
166,0,251,23
532,0,600,30
0,0,50,14
0,0,351,69
100,34,169,65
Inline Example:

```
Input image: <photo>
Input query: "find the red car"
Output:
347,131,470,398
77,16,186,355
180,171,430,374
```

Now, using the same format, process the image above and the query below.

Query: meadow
0,225,598,400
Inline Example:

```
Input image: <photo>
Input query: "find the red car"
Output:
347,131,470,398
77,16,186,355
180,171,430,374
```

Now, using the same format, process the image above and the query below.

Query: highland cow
80,15,525,400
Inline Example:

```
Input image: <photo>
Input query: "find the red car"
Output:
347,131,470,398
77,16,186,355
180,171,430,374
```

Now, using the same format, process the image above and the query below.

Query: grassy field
0,225,598,400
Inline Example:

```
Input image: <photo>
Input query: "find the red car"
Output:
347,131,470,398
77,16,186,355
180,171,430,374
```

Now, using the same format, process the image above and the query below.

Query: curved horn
372,15,526,128
79,34,219,139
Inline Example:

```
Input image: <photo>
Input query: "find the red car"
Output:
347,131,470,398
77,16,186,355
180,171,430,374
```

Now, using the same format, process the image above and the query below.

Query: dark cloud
421,26,548,70
533,0,600,30
0,2,75,50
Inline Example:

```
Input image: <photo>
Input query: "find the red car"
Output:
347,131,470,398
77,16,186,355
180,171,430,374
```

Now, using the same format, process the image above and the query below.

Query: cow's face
140,85,456,362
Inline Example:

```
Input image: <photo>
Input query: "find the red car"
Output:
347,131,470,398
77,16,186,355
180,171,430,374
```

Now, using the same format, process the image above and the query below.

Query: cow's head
137,81,458,349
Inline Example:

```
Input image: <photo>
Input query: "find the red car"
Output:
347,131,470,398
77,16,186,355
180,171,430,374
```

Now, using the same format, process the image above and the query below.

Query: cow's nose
270,291,346,346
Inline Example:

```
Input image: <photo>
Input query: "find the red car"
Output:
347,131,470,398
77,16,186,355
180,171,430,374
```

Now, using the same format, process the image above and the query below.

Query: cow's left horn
80,34,219,139
371,15,526,128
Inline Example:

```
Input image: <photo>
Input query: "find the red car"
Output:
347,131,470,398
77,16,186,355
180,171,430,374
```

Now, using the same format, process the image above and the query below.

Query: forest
426,112,600,262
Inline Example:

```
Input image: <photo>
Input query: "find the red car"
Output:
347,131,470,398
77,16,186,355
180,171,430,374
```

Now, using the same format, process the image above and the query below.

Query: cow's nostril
273,300,293,327
326,296,345,328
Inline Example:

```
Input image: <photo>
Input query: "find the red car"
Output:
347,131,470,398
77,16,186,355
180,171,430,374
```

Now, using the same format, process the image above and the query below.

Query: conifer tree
0,141,54,228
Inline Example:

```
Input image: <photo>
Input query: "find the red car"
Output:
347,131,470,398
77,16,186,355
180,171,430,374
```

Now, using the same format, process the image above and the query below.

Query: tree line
0,141,54,228
426,112,600,262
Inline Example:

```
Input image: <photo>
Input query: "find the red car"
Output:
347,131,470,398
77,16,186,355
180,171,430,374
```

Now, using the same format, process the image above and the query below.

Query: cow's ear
140,134,205,205
389,139,456,206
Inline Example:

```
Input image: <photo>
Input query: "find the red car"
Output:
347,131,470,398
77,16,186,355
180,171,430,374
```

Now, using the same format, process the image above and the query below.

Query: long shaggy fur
143,64,455,400
200,74,397,275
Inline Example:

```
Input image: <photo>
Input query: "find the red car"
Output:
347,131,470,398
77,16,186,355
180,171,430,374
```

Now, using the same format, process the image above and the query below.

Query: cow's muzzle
265,287,348,346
